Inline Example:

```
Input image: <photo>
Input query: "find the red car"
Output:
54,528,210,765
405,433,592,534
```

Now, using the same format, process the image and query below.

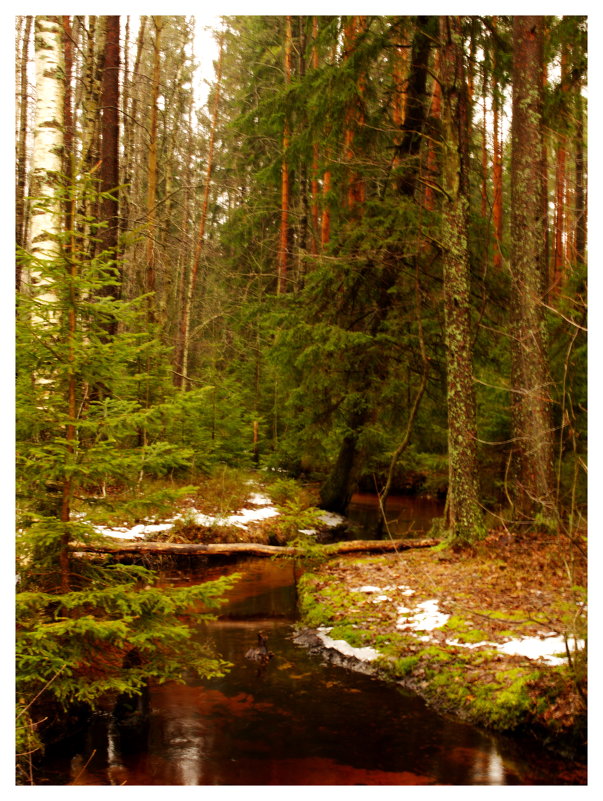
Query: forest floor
295,529,587,766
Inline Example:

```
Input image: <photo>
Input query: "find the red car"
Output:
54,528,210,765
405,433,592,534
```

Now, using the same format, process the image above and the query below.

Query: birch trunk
16,15,33,265
29,16,64,306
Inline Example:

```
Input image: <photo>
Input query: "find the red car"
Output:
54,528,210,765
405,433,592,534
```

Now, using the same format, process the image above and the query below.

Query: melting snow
396,599,450,631
93,502,280,539
354,586,383,593
495,635,582,666
316,628,379,662
445,633,583,666
317,511,346,527
247,493,272,506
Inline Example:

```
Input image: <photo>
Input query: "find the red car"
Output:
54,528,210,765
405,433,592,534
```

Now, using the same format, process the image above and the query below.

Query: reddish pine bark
277,16,292,294
423,50,441,212
492,80,503,268
342,16,366,212
99,16,120,259
310,17,320,253
145,18,163,320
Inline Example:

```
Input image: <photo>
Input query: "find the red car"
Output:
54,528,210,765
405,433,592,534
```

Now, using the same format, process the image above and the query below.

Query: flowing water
36,504,586,786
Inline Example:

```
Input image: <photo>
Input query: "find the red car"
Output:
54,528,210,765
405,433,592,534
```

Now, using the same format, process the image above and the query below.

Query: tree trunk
510,15,555,520
277,16,292,294
16,15,33,267
319,428,364,514
145,16,163,322
439,16,483,543
99,16,120,262
574,92,586,267
176,33,224,388
73,537,440,558
491,18,503,270
29,16,64,306
310,17,320,252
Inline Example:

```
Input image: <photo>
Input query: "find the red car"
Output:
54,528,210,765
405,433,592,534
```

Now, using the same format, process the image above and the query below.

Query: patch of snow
298,529,317,536
353,585,383,593
447,638,498,651
226,506,279,528
496,635,582,666
398,585,415,596
247,492,272,506
143,523,177,534
396,599,450,632
317,511,346,527
94,524,146,540
315,630,380,662
446,633,584,666
372,595,390,603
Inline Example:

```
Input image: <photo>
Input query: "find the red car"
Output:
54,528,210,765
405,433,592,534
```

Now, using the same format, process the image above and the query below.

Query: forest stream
37,536,585,786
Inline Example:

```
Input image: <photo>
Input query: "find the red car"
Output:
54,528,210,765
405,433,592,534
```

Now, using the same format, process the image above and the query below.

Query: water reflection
346,494,444,538
40,558,585,786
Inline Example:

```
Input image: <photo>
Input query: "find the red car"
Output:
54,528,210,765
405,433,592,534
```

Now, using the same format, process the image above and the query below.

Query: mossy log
72,538,440,558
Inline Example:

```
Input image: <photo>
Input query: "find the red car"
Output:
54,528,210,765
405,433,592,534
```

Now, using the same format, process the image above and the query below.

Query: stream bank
70,475,586,770
295,528,587,763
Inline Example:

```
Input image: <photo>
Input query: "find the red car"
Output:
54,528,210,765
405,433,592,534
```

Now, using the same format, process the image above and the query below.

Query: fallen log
72,537,440,558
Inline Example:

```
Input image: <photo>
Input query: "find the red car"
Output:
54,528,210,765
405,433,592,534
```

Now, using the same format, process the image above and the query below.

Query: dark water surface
38,556,585,785
346,493,444,538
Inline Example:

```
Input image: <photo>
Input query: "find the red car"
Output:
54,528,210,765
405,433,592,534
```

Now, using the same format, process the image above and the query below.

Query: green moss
467,667,541,730
297,573,365,629
441,614,488,643
373,632,413,656
418,645,454,662
329,625,366,648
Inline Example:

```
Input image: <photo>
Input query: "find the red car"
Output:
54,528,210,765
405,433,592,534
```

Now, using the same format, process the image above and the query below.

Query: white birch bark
28,16,64,304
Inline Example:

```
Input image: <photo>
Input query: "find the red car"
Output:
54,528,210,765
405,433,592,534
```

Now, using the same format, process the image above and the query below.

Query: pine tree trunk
277,16,292,294
99,16,120,262
510,15,555,520
491,54,503,269
145,16,163,322
439,16,483,543
574,92,586,267
177,34,224,388
310,17,320,251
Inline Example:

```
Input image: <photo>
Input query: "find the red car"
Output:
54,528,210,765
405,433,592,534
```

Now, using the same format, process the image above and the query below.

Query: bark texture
510,16,555,519
439,16,483,542
29,16,64,280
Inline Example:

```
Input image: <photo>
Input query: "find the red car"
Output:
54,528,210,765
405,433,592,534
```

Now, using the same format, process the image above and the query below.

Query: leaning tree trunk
438,16,483,543
509,15,555,521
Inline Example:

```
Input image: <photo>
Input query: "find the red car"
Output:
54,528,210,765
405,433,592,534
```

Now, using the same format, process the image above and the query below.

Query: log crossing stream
38,556,585,785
